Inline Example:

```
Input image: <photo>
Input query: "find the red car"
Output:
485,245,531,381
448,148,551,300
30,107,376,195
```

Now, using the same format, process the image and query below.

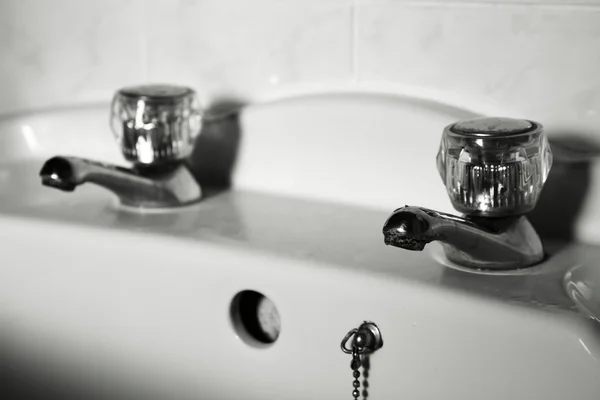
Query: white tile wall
357,1,600,130
0,0,599,130
145,0,353,105
0,0,145,115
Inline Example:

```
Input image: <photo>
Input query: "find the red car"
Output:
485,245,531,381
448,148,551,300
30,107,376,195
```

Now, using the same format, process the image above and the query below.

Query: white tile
146,0,353,105
357,2,600,128
0,0,144,115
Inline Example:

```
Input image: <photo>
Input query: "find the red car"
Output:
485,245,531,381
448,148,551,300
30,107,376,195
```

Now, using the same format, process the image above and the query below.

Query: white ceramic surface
2,215,600,400
1,93,600,399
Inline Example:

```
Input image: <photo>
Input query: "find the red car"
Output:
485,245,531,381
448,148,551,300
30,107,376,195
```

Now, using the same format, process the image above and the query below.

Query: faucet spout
40,156,202,208
382,206,544,270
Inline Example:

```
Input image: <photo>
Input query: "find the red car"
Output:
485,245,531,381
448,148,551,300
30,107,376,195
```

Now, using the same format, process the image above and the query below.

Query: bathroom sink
1,93,600,399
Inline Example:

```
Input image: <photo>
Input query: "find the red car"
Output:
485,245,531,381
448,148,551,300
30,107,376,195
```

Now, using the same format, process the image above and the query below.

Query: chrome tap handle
110,84,203,166
436,117,553,217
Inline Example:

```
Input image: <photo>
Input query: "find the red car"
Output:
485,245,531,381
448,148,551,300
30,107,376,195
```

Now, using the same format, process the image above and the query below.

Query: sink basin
1,92,600,399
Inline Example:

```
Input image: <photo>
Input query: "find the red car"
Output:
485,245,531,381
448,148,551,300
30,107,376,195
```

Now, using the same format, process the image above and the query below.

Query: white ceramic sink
1,93,600,399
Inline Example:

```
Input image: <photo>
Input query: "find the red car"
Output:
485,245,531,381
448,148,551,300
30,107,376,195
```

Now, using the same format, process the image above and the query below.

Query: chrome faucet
382,117,553,270
40,84,203,208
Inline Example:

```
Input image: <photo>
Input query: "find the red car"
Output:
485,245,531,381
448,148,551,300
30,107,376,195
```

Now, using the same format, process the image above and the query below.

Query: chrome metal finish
382,206,544,270
341,322,383,400
341,321,384,355
40,156,201,208
341,329,359,354
40,84,203,208
110,84,202,166
437,117,552,217
384,116,550,270
450,117,535,137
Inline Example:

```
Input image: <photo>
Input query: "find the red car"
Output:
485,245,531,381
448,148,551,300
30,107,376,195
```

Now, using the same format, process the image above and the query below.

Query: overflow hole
230,290,281,347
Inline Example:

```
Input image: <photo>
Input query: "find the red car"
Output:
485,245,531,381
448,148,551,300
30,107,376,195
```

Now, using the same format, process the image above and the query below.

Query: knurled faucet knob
110,84,202,166
436,117,553,217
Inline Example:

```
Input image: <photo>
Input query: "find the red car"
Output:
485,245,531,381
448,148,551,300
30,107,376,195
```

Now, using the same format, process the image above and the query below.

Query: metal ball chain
351,348,362,400
340,322,382,400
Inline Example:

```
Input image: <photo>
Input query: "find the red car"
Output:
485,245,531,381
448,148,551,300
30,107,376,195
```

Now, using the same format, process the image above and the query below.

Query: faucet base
382,206,545,271
118,164,203,209
441,215,545,270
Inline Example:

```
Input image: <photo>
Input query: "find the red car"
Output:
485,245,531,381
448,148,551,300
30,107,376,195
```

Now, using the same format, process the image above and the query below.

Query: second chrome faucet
383,117,553,270
40,84,203,208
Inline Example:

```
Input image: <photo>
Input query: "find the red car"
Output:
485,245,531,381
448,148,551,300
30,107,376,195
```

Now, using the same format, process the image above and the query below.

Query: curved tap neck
40,156,202,208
